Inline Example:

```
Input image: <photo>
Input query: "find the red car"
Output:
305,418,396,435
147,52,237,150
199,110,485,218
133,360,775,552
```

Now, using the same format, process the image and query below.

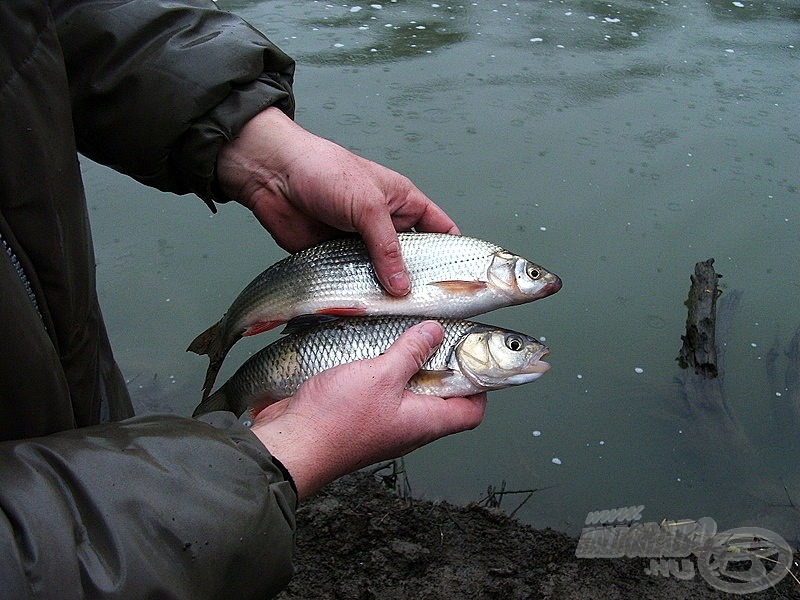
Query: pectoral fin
428,280,488,294
409,369,457,393
282,314,341,335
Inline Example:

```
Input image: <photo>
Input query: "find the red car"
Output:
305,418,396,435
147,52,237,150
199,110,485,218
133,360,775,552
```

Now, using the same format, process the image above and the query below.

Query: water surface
83,0,800,542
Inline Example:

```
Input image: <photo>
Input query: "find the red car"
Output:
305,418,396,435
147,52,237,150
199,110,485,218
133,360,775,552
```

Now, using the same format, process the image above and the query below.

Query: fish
191,316,551,418
188,232,561,398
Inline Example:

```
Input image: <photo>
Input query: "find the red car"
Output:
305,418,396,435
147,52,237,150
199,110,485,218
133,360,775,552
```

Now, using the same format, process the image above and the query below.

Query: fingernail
388,271,411,296
417,321,442,346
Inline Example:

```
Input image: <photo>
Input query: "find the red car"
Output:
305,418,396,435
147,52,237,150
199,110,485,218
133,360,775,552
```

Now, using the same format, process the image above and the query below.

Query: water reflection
705,0,800,21
302,16,468,64
221,1,472,64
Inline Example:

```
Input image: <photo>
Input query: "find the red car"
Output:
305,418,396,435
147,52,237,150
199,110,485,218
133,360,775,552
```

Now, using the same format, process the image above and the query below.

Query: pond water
82,0,800,543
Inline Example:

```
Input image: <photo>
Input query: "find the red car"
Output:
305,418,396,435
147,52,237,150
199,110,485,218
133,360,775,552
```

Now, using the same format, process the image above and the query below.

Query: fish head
486,251,562,302
452,327,551,390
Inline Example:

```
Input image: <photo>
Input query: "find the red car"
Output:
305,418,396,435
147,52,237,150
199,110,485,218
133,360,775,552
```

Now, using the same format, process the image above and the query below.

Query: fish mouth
525,349,551,374
459,344,552,388
539,276,563,298
501,354,550,385
525,360,551,375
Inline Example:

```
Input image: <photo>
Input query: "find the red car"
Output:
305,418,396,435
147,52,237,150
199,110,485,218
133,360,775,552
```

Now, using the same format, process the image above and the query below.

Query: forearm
53,0,295,201
0,413,296,599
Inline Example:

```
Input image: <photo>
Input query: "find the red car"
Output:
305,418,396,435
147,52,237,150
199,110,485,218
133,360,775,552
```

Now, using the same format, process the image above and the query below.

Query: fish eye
526,264,542,280
505,335,524,351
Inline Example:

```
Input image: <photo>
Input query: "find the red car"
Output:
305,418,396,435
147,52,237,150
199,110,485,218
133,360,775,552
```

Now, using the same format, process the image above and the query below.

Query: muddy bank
277,471,799,600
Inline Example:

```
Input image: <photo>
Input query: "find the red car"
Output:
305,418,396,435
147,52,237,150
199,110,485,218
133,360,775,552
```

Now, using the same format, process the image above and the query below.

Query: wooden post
677,258,721,378
675,260,743,442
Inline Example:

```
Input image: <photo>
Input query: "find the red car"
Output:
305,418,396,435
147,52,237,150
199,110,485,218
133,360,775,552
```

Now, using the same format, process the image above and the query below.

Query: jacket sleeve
0,412,297,600
52,0,295,206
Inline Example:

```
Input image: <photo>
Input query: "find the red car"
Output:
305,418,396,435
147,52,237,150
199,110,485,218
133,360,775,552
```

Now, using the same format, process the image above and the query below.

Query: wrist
251,414,351,500
214,106,300,205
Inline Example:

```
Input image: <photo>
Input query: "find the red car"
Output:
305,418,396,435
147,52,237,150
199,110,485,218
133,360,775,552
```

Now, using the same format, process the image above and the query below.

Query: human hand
249,321,487,499
215,107,459,296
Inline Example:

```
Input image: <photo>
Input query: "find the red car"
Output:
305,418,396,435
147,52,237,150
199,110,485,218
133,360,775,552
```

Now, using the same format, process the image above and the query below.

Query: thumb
384,321,444,382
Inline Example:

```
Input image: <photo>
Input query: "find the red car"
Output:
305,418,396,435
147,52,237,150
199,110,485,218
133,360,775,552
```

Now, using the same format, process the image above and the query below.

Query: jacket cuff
172,72,296,211
270,454,300,498
194,410,299,507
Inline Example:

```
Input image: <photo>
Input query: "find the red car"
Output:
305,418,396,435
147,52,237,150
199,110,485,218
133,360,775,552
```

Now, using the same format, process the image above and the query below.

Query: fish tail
187,321,231,399
192,386,235,417
187,321,221,356
199,360,225,403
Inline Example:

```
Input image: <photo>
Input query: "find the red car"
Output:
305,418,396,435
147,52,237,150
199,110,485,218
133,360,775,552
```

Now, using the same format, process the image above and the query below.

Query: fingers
372,322,486,431
430,393,488,434
412,196,461,236
358,190,461,296
381,322,486,446
358,211,412,296
387,392,487,458
247,190,340,253
251,323,487,499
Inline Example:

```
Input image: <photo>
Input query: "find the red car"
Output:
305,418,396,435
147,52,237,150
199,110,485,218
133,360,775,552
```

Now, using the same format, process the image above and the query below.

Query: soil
277,470,799,600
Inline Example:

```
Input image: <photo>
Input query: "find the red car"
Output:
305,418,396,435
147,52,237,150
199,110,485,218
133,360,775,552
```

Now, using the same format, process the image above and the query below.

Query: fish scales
188,233,561,400
194,316,550,418
228,317,477,402
233,234,506,325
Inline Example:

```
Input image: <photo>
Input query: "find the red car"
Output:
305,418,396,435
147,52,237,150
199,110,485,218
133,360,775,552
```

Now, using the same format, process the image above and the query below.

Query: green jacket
0,1,298,597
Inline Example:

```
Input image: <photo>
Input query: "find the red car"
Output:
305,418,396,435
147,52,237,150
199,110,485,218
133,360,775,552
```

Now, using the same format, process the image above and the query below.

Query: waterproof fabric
1,1,298,597
0,413,297,599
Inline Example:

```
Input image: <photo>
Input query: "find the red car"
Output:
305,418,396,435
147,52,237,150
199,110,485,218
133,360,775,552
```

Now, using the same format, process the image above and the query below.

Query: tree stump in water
675,262,800,542
675,259,743,443
677,258,721,378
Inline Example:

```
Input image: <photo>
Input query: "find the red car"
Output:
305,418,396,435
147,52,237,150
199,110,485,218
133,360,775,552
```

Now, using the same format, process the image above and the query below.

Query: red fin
429,280,488,294
315,307,367,317
243,320,283,336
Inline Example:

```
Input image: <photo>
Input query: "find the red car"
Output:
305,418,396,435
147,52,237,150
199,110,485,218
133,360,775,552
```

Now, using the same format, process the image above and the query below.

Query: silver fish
192,316,551,418
188,233,561,398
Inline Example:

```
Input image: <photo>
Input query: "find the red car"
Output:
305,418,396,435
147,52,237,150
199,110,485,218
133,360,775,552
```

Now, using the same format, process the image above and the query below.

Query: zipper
1,230,44,324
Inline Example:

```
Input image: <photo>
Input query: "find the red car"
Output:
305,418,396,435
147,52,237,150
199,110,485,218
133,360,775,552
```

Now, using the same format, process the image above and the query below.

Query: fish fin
187,321,220,356
187,320,235,400
192,386,240,417
411,369,456,389
281,314,341,335
243,320,284,337
428,280,488,294
199,361,224,402
315,306,367,317
194,387,280,420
